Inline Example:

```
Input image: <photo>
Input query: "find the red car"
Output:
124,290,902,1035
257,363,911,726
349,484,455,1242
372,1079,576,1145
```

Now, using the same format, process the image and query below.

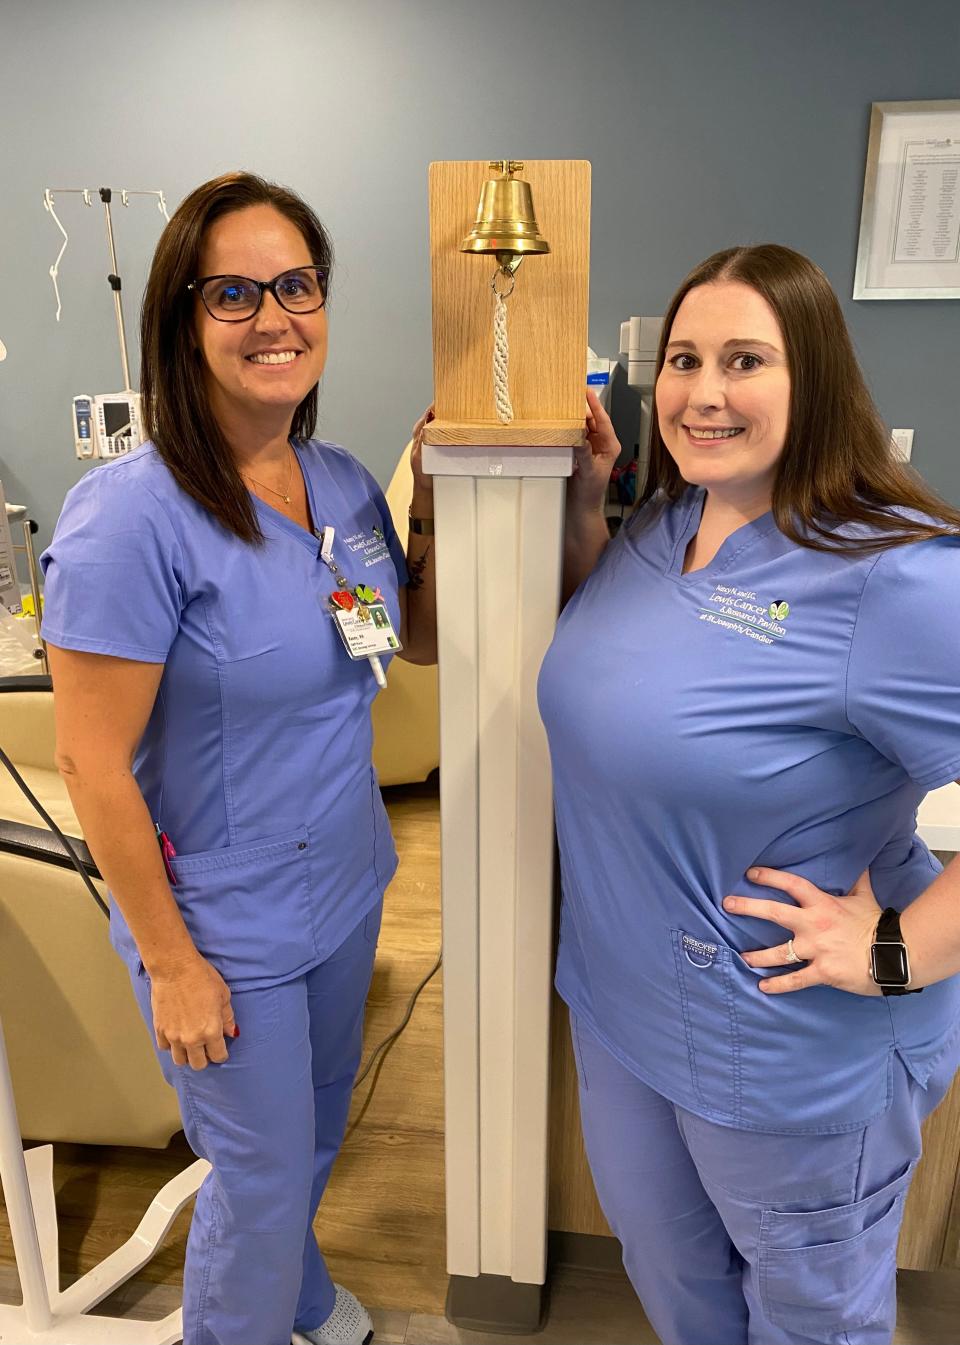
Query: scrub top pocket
169,826,319,986
757,1162,914,1335
672,929,742,1122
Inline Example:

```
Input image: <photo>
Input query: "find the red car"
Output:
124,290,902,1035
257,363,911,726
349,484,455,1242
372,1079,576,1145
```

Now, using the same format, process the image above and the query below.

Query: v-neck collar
249,439,323,554
666,488,777,583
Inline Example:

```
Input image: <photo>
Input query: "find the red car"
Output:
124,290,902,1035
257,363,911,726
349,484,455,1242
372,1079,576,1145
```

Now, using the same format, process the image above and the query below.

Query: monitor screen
103,401,132,437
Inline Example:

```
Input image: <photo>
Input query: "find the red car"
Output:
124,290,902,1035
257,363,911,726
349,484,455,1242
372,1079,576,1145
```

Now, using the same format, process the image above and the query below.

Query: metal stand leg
0,1017,208,1343
20,519,48,674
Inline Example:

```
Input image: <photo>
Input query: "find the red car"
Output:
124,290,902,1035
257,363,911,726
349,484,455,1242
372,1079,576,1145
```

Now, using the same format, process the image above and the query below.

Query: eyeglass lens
200,268,326,320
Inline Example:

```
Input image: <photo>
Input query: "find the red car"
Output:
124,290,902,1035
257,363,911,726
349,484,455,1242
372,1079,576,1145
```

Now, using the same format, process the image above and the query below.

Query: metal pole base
0,1301,185,1344
0,1140,208,1344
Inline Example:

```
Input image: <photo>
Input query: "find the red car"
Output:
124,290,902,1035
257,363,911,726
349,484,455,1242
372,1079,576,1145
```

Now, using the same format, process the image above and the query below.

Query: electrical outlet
891,428,914,462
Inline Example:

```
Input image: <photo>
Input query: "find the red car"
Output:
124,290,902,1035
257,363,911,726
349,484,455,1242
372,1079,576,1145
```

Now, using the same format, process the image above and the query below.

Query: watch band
408,513,435,536
875,907,904,943
873,907,922,996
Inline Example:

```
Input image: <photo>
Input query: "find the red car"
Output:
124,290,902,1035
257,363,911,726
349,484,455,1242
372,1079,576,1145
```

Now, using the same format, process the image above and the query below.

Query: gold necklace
243,449,295,505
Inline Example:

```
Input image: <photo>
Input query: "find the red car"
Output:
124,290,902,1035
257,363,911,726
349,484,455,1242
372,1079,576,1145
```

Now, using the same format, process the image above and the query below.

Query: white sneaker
292,1283,374,1345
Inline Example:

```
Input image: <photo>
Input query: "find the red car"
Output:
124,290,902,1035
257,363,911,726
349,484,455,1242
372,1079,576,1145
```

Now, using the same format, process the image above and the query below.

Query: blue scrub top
41,438,408,989
538,489,960,1133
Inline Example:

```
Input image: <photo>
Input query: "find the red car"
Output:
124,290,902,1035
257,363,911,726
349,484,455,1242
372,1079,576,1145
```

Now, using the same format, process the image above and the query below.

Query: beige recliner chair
370,438,440,785
0,677,183,1147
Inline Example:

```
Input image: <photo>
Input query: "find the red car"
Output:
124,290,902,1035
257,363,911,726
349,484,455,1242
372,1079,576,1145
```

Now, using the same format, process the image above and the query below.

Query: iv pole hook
42,191,69,324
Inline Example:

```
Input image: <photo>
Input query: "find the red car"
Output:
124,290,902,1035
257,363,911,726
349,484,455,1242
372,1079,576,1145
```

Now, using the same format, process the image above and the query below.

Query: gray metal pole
101,189,132,391
22,518,48,673
0,1018,54,1331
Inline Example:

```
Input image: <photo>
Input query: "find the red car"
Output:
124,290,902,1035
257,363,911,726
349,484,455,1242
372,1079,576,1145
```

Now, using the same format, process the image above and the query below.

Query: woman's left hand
410,404,435,507
723,867,883,996
570,389,621,512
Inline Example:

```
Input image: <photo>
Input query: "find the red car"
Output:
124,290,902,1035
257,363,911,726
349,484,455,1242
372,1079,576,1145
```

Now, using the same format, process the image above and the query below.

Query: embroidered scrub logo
345,525,391,569
681,934,718,969
697,584,789,646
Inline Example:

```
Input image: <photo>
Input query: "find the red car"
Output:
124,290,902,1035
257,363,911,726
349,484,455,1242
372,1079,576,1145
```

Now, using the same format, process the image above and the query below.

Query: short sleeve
352,460,409,587
40,468,184,663
845,536,960,789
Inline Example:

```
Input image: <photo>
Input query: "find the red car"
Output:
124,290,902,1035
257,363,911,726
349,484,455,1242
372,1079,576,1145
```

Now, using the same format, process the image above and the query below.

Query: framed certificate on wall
854,100,960,300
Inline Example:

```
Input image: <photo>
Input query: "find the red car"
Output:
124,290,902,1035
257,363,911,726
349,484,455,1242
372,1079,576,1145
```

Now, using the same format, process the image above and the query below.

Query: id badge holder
320,530,400,689
329,594,403,659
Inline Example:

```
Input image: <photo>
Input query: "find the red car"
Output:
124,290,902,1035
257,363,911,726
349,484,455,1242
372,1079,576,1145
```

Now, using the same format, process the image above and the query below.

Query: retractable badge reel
320,527,401,688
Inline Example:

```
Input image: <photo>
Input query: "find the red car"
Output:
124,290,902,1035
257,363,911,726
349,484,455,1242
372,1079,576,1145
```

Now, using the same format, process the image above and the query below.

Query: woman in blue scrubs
539,244,960,1344
41,173,437,1345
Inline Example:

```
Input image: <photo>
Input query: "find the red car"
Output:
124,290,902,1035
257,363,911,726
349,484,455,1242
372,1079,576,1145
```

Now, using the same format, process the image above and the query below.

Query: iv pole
42,186,169,391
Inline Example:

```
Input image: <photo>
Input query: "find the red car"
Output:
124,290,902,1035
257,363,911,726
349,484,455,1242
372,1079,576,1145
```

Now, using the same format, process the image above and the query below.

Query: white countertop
918,782,960,853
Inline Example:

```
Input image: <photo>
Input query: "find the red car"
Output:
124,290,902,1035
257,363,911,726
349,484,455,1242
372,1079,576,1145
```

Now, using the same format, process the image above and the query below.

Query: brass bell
460,160,550,271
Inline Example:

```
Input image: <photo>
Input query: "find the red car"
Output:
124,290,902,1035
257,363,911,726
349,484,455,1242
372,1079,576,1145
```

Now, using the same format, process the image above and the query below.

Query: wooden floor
1,1250,958,1343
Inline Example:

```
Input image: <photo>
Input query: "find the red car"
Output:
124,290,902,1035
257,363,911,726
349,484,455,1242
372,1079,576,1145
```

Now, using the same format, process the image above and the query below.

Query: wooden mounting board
426,160,591,441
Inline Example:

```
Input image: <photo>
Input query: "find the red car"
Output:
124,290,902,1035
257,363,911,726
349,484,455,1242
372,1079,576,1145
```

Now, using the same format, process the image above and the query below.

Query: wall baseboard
548,1229,623,1274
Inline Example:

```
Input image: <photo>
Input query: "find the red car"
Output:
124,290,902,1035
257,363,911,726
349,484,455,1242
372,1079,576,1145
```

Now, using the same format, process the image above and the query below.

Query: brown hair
140,172,334,543
636,244,960,552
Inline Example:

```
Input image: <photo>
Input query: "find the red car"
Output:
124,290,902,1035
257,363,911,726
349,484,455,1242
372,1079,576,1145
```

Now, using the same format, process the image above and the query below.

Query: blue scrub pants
571,1012,957,1345
130,901,382,1345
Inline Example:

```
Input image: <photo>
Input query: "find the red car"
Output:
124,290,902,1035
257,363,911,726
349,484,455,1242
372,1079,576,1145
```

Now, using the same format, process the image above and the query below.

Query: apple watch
870,907,922,996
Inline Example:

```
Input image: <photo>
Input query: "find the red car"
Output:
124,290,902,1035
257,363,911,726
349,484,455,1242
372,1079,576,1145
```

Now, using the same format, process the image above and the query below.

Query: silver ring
491,267,516,299
785,939,802,964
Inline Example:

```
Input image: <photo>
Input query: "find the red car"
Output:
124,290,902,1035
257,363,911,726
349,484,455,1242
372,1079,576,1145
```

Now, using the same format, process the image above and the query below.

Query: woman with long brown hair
540,244,960,1344
40,172,437,1345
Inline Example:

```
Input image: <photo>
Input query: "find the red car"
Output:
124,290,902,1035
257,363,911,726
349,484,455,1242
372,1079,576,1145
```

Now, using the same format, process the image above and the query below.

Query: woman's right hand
150,955,237,1070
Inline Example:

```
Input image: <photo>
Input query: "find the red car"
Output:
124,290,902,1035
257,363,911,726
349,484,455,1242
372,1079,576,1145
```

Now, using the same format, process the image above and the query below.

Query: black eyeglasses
188,266,328,322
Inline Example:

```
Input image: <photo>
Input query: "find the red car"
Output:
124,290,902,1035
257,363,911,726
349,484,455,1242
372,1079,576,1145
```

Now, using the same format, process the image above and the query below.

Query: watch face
871,942,910,987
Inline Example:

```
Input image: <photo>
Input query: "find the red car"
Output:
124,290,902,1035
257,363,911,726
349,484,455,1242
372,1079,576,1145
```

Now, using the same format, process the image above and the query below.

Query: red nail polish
232,1025,240,1038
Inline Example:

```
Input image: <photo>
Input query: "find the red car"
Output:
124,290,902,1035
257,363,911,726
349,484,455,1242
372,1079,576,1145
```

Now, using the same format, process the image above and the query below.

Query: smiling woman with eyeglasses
38,172,437,1345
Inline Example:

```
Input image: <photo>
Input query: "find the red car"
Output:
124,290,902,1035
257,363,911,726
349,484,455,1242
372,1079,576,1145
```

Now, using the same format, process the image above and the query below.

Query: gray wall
1,0,958,553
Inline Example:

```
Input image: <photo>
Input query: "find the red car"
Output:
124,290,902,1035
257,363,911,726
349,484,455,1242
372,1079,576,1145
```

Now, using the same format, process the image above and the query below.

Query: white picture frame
854,100,960,300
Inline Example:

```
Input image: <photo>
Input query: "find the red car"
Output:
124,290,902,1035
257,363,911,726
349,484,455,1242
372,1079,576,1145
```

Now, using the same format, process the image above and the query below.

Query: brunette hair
636,244,960,551
140,172,333,543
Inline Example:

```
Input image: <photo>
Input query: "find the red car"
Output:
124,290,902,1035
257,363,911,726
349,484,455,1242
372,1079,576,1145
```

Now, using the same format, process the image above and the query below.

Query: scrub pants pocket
362,900,383,946
570,1013,591,1091
757,1163,914,1338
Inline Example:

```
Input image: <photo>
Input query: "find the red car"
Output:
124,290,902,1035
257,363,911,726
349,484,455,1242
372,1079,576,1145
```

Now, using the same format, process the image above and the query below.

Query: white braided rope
493,288,514,423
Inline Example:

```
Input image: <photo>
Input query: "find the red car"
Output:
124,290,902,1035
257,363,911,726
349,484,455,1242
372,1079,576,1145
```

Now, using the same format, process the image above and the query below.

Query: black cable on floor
352,949,443,1105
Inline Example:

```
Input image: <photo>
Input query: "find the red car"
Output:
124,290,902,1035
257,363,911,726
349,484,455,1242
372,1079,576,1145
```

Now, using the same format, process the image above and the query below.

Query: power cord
346,948,441,1136
353,948,441,1092
0,742,439,1108
0,743,109,916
